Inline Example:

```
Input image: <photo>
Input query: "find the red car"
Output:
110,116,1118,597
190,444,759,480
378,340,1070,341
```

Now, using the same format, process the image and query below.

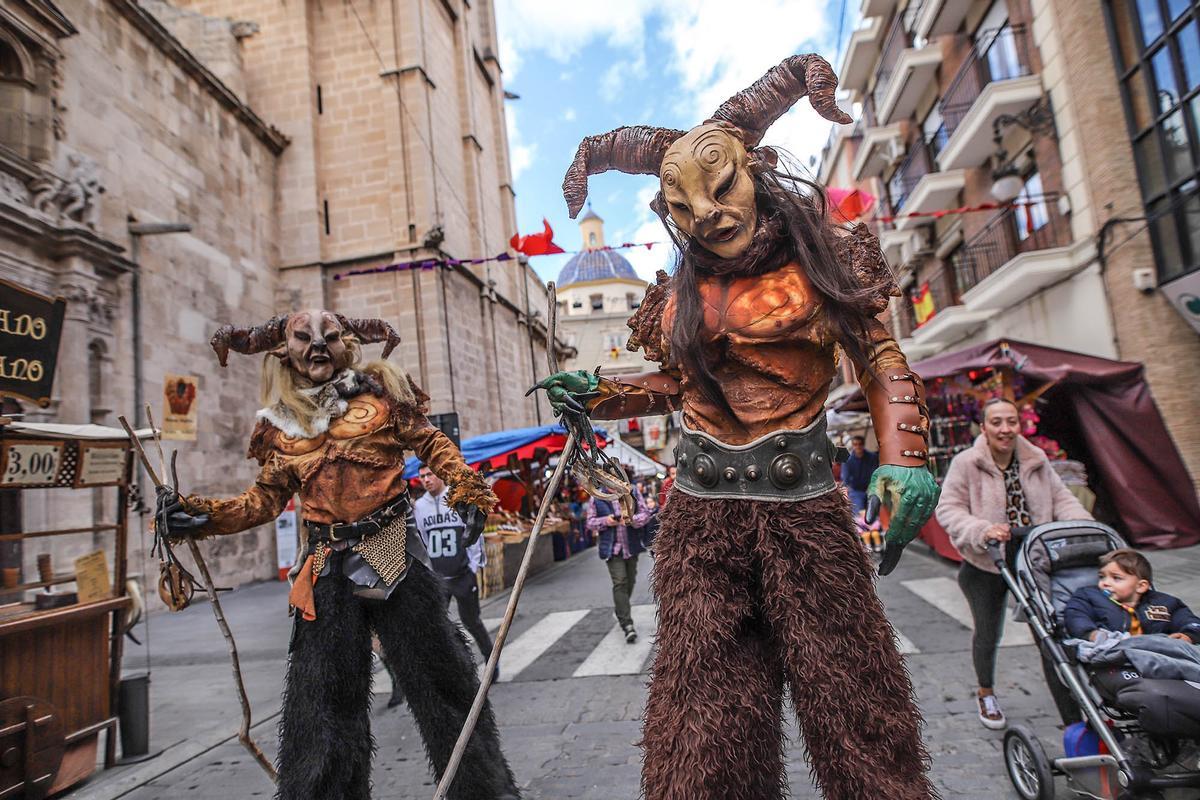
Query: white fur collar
256,370,356,439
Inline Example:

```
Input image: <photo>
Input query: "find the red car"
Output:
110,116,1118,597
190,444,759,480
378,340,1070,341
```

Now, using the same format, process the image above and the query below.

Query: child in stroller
992,521,1200,800
1063,548,1200,742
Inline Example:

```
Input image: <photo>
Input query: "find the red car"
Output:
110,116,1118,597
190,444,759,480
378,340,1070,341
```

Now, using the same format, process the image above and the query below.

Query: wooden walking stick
118,412,278,783
432,283,629,799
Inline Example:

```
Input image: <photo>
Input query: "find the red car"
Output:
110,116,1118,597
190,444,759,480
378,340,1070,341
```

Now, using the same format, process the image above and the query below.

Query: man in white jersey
415,464,495,676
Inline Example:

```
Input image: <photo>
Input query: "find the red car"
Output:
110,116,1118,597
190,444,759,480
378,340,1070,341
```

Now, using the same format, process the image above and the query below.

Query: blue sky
494,0,854,285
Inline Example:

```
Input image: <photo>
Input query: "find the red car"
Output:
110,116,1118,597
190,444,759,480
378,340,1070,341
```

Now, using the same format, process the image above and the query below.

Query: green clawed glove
526,370,601,416
866,465,941,576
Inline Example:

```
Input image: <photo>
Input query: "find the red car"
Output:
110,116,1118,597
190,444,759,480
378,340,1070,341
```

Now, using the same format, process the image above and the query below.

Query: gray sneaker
623,625,637,644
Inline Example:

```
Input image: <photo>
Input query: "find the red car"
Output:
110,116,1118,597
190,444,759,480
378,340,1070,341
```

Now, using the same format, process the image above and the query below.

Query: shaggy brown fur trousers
641,490,936,800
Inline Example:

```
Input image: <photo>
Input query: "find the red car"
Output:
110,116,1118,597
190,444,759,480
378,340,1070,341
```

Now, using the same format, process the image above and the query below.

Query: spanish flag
912,283,936,326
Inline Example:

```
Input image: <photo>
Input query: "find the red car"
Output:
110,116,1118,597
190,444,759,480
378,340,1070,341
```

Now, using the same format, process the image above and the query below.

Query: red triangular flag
510,218,565,256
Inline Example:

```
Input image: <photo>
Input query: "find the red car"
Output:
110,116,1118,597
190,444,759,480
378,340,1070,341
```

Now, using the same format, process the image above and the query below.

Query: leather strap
588,371,682,420
864,370,930,467
306,493,409,542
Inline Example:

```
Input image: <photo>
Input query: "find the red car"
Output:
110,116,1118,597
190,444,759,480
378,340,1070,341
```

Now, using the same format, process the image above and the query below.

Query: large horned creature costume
537,55,940,799
156,310,521,800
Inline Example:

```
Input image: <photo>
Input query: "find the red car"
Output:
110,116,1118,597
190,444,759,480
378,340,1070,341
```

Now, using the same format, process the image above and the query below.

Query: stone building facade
824,0,1200,491
0,0,554,593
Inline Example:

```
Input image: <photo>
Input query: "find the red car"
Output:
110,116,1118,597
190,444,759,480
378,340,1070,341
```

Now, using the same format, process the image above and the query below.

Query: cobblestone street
67,541,1200,800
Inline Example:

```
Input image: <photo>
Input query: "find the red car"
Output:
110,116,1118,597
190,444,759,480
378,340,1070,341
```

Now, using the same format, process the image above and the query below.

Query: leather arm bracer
863,369,931,468
587,371,682,420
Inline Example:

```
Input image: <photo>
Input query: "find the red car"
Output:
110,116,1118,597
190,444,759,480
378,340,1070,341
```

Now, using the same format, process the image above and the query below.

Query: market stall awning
1,421,158,440
600,436,667,477
835,338,1199,549
403,423,607,479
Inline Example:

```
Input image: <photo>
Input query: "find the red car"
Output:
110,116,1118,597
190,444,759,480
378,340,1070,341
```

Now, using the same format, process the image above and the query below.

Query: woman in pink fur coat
937,398,1091,730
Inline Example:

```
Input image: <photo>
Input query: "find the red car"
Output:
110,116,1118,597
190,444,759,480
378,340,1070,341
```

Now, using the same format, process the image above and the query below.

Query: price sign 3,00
1,442,63,486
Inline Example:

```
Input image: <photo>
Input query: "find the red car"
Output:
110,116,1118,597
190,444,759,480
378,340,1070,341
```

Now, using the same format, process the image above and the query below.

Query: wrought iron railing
951,199,1069,294
887,137,934,212
940,24,1035,139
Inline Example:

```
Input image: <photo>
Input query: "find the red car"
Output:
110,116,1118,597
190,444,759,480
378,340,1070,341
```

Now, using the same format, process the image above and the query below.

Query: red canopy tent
838,339,1199,549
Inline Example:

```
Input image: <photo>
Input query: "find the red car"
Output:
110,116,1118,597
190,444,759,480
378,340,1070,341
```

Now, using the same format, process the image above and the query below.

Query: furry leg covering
277,575,374,800
642,490,936,800
368,561,519,800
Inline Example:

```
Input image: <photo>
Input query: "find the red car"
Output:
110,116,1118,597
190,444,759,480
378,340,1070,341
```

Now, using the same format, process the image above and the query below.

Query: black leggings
957,561,1081,724
446,572,494,661
278,562,517,800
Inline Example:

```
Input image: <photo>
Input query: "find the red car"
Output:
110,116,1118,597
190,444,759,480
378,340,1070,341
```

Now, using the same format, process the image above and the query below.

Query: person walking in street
937,397,1092,730
657,465,676,508
414,464,496,679
842,435,878,516
586,490,652,643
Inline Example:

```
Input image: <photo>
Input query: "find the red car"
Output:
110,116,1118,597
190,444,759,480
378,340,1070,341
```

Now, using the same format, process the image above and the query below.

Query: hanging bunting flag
912,283,936,326
827,187,877,223
510,218,565,256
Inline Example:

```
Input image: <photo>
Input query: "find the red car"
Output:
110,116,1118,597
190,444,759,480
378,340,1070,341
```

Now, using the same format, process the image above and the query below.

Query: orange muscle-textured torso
664,262,838,444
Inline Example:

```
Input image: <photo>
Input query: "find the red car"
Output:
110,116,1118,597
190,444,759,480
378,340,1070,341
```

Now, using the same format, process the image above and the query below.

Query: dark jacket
1064,585,1200,643
587,496,650,560
842,450,878,492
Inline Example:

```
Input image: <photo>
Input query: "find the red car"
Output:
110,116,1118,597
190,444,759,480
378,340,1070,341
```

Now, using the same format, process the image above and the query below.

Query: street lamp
989,99,1057,203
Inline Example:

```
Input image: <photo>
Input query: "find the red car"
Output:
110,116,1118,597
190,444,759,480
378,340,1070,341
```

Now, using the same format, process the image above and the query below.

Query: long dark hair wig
660,163,887,419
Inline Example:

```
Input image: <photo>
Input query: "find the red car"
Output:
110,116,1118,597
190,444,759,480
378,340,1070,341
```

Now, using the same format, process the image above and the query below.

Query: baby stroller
992,520,1200,800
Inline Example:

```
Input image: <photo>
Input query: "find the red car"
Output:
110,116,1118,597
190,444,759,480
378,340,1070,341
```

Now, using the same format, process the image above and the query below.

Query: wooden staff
117,413,278,783
432,283,576,800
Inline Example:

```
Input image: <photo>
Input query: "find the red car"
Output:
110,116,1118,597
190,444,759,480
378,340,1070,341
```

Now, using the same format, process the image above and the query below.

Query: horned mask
210,311,402,383
562,54,852,259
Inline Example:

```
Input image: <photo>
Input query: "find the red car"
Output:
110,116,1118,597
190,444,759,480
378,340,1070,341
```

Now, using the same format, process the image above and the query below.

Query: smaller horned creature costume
537,54,940,800
156,310,520,800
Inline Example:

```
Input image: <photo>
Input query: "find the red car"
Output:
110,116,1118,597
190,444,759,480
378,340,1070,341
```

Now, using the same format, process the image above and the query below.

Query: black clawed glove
154,486,210,540
455,503,486,547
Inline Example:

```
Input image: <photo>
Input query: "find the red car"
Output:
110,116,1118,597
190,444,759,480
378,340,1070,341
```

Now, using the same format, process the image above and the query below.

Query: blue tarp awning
402,423,606,479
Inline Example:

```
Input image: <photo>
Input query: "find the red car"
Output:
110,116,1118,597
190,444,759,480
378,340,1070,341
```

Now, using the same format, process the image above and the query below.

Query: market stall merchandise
0,420,143,797
836,339,1200,553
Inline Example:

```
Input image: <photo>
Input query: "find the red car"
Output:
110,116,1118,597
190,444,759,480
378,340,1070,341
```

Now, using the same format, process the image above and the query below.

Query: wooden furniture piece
0,421,134,797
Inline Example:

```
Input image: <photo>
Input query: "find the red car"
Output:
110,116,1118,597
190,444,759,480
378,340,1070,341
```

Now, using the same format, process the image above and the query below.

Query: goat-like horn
209,315,289,367
709,54,852,148
562,126,685,218
335,316,402,359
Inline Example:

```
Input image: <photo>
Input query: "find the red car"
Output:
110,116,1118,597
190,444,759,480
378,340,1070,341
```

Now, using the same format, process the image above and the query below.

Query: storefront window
1106,0,1200,281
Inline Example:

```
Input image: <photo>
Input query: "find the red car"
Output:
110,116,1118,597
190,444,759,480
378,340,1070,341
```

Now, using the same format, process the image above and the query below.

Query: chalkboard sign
0,279,66,408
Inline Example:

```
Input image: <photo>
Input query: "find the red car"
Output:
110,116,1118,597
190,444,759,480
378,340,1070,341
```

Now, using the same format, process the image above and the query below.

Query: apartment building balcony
953,203,1091,312
910,265,993,347
861,0,899,17
913,0,973,40
841,16,886,96
937,24,1044,170
873,6,942,126
852,121,905,180
887,137,967,231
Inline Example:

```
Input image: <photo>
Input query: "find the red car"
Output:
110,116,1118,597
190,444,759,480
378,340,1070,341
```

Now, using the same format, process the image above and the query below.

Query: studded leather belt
673,416,847,502
306,493,410,542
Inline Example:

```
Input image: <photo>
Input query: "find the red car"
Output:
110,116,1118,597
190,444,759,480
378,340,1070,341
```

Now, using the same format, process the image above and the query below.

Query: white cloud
562,107,577,122
493,0,654,64
506,108,537,180
619,185,673,282
656,0,838,164
495,1,841,163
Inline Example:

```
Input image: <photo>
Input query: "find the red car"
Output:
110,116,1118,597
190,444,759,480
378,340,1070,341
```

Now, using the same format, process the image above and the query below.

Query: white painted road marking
573,604,658,677
492,609,590,682
901,577,1033,647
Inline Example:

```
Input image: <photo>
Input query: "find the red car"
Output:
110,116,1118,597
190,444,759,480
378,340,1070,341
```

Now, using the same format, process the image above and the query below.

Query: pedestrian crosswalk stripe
901,577,1033,647
572,605,658,677
493,609,590,682
893,627,920,655
484,617,501,633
